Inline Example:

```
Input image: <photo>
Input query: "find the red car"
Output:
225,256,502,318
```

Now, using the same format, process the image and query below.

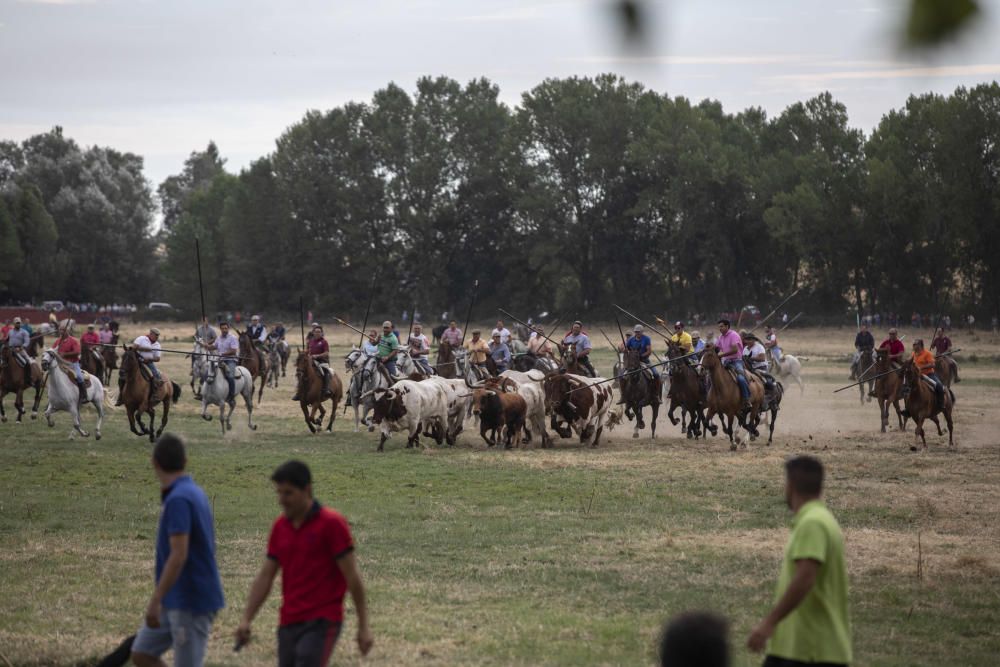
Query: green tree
0,199,23,292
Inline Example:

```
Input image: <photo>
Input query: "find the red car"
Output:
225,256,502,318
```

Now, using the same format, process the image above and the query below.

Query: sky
3,0,1000,191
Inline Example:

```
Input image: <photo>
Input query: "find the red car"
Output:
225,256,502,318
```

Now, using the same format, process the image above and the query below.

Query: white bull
499,370,550,447
425,376,473,446
368,379,449,452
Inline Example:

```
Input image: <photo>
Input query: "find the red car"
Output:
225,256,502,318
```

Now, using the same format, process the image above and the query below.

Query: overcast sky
3,0,1000,189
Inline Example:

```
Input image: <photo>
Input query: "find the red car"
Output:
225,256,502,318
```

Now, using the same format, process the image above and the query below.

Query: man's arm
235,558,280,646
145,533,190,628
747,558,820,652
336,552,373,656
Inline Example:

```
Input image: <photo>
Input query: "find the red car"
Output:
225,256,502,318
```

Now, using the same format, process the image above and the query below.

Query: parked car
42,300,65,311
147,302,176,311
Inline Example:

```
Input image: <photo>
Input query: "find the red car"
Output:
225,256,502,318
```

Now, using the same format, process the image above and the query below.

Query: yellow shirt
669,331,693,353
465,338,489,364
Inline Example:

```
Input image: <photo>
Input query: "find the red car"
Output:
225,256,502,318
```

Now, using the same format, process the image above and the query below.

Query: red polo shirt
267,502,354,626
55,336,81,362
308,337,329,357
880,338,904,357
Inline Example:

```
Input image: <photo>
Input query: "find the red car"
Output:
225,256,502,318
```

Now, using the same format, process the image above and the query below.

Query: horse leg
14,388,24,423
0,389,6,423
71,401,88,438
667,398,679,426
148,408,158,442
245,386,257,431
31,381,42,419
767,407,777,445
325,398,336,432
633,404,642,439
878,397,887,433
92,393,103,440
315,404,326,427
302,402,317,434
929,414,943,436
945,407,954,447
650,400,658,439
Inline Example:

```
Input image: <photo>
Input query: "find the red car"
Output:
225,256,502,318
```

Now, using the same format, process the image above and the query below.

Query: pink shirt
716,329,744,361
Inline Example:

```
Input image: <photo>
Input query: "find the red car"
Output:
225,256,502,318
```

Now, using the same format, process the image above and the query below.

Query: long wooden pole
750,288,801,333
359,271,378,348
778,312,803,332
499,308,561,350
195,237,206,326
299,296,306,349
460,280,479,347
612,304,672,340
832,349,959,393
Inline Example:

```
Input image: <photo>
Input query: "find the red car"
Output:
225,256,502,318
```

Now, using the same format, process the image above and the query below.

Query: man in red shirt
878,328,905,366
931,327,959,383
53,325,87,403
235,460,373,666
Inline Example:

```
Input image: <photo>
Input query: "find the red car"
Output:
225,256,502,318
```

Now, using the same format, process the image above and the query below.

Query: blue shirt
6,328,30,348
625,335,651,358
157,475,225,613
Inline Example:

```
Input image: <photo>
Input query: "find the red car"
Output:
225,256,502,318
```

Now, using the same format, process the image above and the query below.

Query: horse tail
949,388,956,405
103,388,117,410
172,382,182,404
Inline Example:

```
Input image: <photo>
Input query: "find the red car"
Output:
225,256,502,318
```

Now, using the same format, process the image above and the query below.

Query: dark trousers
578,355,596,377
763,656,847,667
278,619,342,667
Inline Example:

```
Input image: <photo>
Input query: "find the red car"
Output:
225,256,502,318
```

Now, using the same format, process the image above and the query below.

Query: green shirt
769,499,852,665
377,333,399,357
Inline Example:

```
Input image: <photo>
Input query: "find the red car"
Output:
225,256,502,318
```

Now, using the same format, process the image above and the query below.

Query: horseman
295,324,334,400
527,324,553,358
491,319,511,346
690,331,706,356
196,317,218,345
4,318,32,385
52,324,87,404
204,321,240,402
81,323,102,366
247,315,268,352
878,327,905,367
132,327,164,391
441,320,463,348
669,321,693,354
377,321,400,378
562,321,596,377
621,325,659,380
742,331,777,407
716,319,751,412
362,329,379,356
98,322,114,346
407,323,434,375
464,330,490,370
910,339,945,410
763,324,782,363
269,321,286,342
850,323,875,380
931,327,959,383
489,332,511,373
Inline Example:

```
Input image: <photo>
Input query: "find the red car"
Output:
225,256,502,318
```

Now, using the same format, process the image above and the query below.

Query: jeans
383,358,397,377
132,609,215,667
640,359,659,379
221,359,238,398
723,359,750,400
70,361,84,383
145,360,161,380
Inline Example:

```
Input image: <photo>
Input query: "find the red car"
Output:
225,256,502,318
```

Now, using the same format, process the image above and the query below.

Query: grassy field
1,323,999,666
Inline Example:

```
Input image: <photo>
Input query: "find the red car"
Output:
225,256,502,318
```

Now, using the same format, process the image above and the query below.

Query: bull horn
359,390,376,399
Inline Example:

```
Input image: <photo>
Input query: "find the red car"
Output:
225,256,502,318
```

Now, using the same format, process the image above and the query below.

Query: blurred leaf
905,0,979,47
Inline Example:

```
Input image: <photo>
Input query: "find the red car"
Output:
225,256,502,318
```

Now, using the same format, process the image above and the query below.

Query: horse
272,337,290,377
119,346,181,442
266,341,283,388
700,346,765,450
294,350,343,433
854,348,876,405
39,349,107,439
395,350,436,380
100,333,119,385
934,355,954,388
560,343,593,377
618,348,661,439
344,349,392,432
431,324,448,345
900,360,955,450
873,349,907,433
664,342,706,439
237,330,268,403
751,375,784,445
0,345,44,423
435,341,459,379
199,360,257,435
512,352,559,373
80,342,106,390
189,339,212,400
767,349,804,395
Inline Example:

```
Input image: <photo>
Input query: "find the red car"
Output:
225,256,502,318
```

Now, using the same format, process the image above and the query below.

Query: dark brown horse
434,341,458,378
100,333,119,385
119,347,181,442
856,347,876,405
237,330,268,403
665,342,706,439
873,349,907,433
934,355,954,387
618,348,660,439
295,351,343,433
0,345,44,423
701,346,765,449
80,342,106,389
901,360,955,450
560,343,592,377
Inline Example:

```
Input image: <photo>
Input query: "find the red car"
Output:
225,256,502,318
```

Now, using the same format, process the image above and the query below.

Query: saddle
64,367,92,388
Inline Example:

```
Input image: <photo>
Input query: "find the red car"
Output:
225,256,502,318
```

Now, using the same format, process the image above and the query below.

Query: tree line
3,76,999,324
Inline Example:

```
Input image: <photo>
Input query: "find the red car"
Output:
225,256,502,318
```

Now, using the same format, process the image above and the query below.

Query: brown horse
295,351,344,433
618,348,660,439
560,343,592,377
0,346,44,423
237,330,268,403
665,342,706,439
701,346,765,449
434,341,459,378
900,360,955,450
934,355,954,387
80,342,106,389
101,333,119,385
856,347,877,405
119,347,181,442
873,349,907,433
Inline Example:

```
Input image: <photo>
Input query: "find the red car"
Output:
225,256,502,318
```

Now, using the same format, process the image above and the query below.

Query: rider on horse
931,327,959,383
910,339,946,409
132,327,164,389
716,319,751,412
690,331,706,356
878,328,905,366
742,331,777,406
81,323,101,347
296,324,334,400
99,322,114,345
489,333,511,373
563,321,596,377
204,321,240,401
669,321,693,354
246,315,268,352
850,323,875,380
52,324,87,404
491,320,512,346
269,321,286,342
407,323,434,375
377,321,400,378
527,325,553,357
4,318,32,385
441,320,463,347
622,325,659,379
763,325,782,362
464,330,490,370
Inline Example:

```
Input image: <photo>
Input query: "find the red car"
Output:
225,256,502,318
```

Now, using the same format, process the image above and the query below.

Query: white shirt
744,341,767,371
216,332,239,357
133,335,161,362
491,327,511,345
408,333,430,359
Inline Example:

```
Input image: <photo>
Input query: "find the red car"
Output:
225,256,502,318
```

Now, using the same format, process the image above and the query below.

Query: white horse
199,361,257,435
395,350,436,378
40,349,108,439
344,349,391,432
190,339,212,400
266,342,283,388
768,349,804,394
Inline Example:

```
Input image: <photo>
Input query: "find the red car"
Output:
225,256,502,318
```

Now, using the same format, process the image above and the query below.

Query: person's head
659,611,729,667
633,324,643,338
691,331,701,342
152,433,187,477
492,333,501,344
717,319,730,334
674,321,684,332
535,325,544,333
472,329,481,340
496,319,504,328
251,315,260,324
368,328,378,342
913,338,924,351
148,327,160,342
572,321,582,334
935,327,944,337
413,323,422,334
382,321,392,335
860,322,868,331
12,317,21,329
271,460,313,518
785,455,824,509
313,325,324,338
219,321,230,336
888,327,898,339
449,320,457,329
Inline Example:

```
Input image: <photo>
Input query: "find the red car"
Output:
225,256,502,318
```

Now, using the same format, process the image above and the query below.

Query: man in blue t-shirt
621,325,659,379
132,434,225,667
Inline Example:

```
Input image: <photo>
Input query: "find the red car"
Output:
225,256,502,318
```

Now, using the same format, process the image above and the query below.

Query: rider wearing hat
133,327,164,387
621,324,658,380
464,330,490,368
669,321,693,354
690,331,706,355
5,317,32,385
911,339,946,409
247,315,268,351
489,332,511,373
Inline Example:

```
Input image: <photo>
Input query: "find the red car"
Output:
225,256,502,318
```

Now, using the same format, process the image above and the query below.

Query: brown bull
472,383,527,448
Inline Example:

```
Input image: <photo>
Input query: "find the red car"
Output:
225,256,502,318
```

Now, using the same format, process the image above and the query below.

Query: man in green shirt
748,456,852,667
377,320,400,378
